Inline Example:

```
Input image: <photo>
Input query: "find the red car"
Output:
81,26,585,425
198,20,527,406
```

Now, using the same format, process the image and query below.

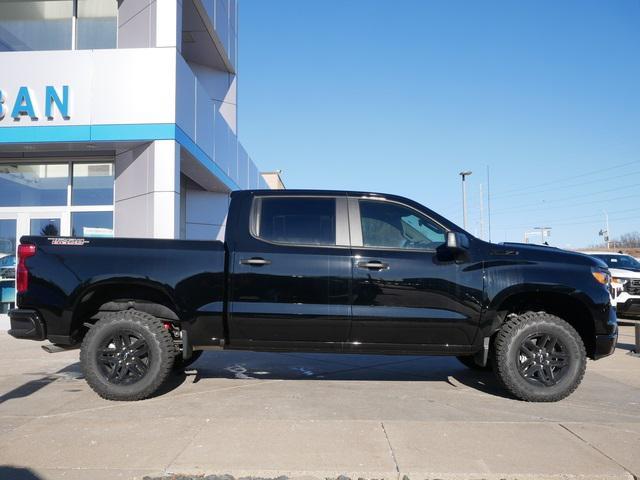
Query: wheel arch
70,280,182,341
489,289,596,358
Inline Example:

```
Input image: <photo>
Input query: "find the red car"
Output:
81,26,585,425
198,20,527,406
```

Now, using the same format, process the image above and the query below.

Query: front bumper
616,297,640,320
8,309,46,341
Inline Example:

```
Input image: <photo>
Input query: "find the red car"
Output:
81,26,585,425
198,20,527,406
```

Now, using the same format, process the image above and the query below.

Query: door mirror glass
446,231,469,251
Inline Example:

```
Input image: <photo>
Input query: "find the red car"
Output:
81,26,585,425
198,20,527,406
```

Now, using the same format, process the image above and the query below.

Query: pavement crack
381,421,400,478
559,423,637,480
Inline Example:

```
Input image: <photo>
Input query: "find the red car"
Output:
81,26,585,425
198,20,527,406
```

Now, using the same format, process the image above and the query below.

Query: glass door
0,217,17,313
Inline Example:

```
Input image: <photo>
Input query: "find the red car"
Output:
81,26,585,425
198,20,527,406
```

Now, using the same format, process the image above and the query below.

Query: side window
256,197,336,246
359,200,445,250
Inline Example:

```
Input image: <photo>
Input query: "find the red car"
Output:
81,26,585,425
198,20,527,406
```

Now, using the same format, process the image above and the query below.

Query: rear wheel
493,311,586,402
80,310,175,401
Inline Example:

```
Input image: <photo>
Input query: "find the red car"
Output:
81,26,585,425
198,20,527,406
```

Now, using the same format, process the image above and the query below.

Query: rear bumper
8,309,46,341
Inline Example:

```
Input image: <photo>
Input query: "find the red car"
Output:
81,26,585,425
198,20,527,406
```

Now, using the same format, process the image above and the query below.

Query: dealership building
0,0,277,313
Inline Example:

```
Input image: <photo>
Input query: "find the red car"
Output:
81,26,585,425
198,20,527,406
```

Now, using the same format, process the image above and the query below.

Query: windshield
593,254,640,271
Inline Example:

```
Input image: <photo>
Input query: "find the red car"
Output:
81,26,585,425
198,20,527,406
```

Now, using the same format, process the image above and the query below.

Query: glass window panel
0,220,17,310
359,200,446,250
76,0,117,50
257,197,336,246
72,162,114,206
71,211,113,237
0,164,69,207
0,0,73,52
0,219,16,257
30,217,61,236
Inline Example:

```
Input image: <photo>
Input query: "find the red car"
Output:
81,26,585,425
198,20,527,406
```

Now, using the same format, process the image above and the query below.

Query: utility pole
600,210,611,249
479,183,484,240
486,165,492,242
459,171,472,230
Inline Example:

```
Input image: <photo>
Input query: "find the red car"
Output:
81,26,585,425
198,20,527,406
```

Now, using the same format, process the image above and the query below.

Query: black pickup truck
9,190,617,402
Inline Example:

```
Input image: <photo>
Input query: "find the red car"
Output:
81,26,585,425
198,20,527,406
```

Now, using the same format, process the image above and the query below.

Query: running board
41,344,80,354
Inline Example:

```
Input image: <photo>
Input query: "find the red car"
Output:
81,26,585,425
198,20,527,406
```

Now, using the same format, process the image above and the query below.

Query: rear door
347,195,483,350
227,193,352,349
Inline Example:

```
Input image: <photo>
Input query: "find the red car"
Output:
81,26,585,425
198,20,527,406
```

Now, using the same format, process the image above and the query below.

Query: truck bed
17,236,226,346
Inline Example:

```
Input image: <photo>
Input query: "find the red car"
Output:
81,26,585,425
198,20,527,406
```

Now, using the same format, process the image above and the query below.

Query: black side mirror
446,231,469,251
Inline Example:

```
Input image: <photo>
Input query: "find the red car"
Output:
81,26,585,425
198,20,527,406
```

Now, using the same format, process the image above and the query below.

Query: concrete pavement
0,326,638,480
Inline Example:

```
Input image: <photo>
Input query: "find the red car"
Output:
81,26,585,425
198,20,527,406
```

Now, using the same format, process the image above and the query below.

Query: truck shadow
0,364,83,405
162,350,510,399
0,466,42,480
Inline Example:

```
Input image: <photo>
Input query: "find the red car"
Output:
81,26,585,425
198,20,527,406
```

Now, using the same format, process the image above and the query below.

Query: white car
585,251,640,320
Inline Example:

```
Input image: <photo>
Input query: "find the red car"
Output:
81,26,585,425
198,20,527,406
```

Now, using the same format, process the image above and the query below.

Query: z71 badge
49,238,89,246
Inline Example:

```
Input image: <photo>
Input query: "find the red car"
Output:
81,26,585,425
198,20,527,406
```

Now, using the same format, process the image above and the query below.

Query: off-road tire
456,355,492,371
80,310,175,401
492,311,586,402
173,350,203,370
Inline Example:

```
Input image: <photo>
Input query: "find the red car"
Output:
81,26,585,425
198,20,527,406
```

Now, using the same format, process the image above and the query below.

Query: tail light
16,244,36,294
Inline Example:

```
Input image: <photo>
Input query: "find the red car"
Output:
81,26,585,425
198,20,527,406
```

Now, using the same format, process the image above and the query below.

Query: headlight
612,277,628,286
592,268,611,286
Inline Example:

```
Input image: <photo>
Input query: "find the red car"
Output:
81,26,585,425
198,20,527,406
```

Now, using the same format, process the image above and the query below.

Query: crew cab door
227,193,352,349
347,196,483,351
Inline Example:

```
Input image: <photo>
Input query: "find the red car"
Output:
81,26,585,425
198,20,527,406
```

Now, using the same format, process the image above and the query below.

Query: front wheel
80,310,175,401
493,311,586,402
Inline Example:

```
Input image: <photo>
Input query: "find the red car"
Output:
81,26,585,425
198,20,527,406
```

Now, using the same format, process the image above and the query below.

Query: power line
491,159,640,197
492,191,640,217
492,170,640,200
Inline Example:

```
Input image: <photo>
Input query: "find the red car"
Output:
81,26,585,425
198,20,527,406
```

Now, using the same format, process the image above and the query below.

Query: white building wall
114,140,180,239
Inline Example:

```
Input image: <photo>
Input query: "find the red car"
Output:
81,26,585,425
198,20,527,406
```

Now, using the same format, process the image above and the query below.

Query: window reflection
72,211,113,237
76,0,117,50
72,163,114,206
0,164,69,207
30,218,61,236
0,0,73,51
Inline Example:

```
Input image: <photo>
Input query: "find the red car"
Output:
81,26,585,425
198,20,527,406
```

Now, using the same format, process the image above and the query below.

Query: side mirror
446,231,469,251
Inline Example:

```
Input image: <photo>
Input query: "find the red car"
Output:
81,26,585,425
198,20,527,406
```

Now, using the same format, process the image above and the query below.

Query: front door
348,196,483,351
227,194,352,349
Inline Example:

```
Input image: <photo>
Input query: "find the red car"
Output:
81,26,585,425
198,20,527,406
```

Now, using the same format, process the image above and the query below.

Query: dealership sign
0,85,70,121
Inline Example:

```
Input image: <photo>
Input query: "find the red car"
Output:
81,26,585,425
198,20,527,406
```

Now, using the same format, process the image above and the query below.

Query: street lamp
459,171,472,230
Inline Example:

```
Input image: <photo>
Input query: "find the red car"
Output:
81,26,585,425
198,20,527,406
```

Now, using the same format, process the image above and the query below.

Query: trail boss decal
49,238,89,246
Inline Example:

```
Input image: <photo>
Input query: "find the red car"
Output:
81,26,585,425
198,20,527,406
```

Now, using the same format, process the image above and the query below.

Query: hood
494,242,607,268
608,268,640,279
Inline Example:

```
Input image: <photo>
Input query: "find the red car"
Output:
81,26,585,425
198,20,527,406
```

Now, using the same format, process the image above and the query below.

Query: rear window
255,197,336,246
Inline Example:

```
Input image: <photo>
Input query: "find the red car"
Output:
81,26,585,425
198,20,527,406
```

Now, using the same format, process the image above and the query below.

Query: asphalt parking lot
0,325,638,480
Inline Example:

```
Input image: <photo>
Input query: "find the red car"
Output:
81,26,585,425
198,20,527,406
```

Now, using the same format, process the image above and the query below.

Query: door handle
240,257,271,266
357,260,389,270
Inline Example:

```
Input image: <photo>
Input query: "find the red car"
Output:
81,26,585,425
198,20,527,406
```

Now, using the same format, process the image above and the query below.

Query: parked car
0,254,16,279
583,251,640,320
9,190,617,402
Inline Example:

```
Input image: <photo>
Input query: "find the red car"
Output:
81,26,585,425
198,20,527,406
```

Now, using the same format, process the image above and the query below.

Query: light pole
459,171,472,230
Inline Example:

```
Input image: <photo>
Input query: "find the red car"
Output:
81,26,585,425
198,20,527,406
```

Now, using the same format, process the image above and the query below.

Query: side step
41,344,80,354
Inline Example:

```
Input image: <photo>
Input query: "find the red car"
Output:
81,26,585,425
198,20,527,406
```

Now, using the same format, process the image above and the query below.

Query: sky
237,0,640,249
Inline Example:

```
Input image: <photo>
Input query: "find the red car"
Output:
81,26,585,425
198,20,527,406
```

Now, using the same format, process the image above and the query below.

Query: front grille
627,279,640,296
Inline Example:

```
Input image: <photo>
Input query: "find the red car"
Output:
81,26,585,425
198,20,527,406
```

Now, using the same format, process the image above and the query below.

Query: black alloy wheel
80,310,175,401
492,311,586,402
517,333,570,386
97,330,150,384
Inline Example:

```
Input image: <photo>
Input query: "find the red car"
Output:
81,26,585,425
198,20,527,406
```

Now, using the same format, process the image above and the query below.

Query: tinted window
257,197,336,245
593,254,640,270
359,200,445,249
